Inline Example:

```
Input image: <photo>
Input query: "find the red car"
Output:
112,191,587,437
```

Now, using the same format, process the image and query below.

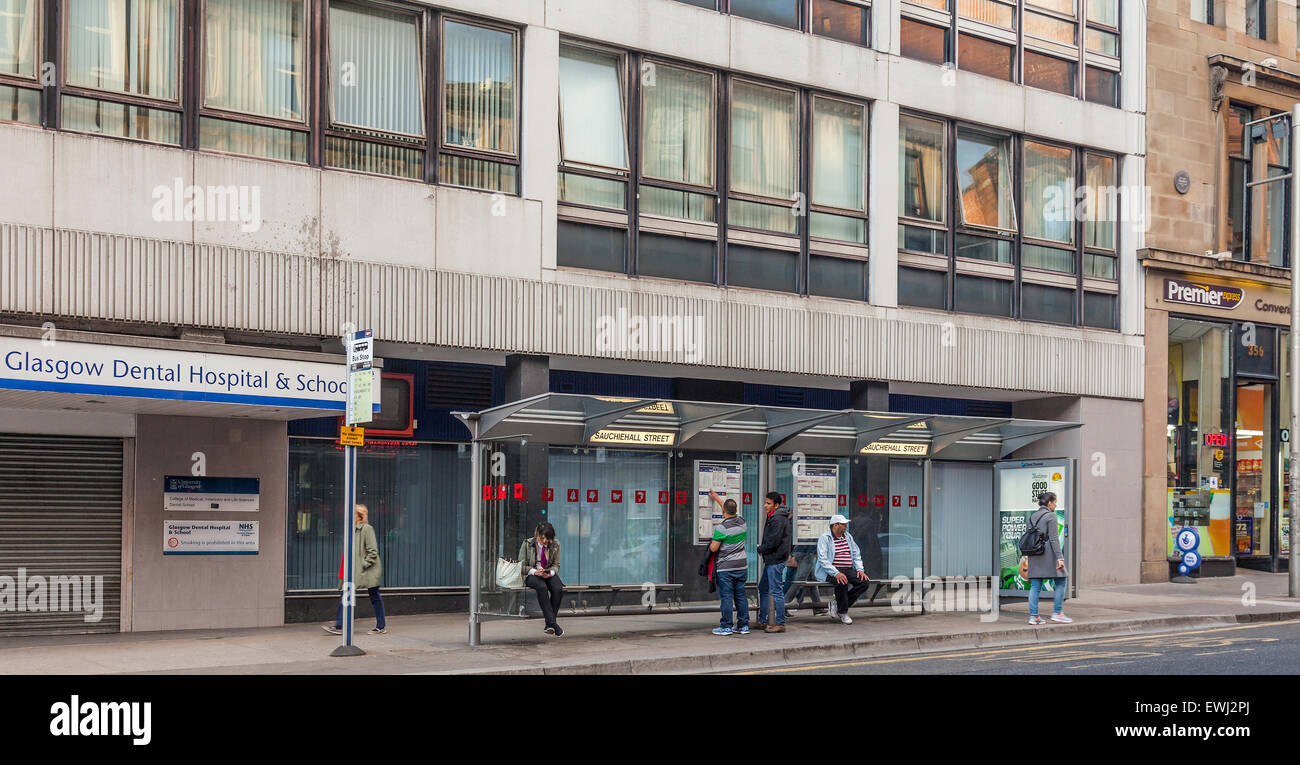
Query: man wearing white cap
814,514,870,624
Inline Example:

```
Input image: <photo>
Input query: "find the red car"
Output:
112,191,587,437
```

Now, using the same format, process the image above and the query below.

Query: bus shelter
456,394,1080,645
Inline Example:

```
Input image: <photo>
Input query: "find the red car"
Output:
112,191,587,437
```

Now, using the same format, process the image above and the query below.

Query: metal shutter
0,434,122,636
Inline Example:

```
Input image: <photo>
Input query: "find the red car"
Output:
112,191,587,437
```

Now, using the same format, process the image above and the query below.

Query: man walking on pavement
815,514,870,624
755,491,792,632
708,489,750,636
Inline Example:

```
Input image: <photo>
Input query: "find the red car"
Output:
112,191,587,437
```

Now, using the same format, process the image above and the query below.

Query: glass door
1234,382,1274,558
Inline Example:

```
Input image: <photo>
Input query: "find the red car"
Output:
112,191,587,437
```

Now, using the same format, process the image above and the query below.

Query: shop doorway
1234,381,1275,565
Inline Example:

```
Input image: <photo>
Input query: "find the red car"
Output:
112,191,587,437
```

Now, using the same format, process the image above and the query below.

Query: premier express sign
1163,278,1244,310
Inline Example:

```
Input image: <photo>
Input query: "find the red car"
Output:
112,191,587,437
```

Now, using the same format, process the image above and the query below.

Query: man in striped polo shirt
814,514,870,625
708,489,749,636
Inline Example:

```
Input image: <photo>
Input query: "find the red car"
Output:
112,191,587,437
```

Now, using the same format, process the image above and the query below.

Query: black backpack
1017,510,1049,556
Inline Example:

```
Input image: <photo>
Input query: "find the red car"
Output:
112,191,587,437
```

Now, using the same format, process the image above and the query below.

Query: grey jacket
1026,507,1065,580
518,537,561,577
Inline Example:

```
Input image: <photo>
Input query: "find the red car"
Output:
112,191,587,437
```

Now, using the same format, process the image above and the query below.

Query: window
63,0,182,143
897,112,1120,327
1246,0,1265,38
900,18,948,64
323,2,425,179
441,19,518,191
0,0,39,124
900,0,1119,104
810,0,870,45
558,44,628,209
810,96,867,242
1228,105,1291,267
730,0,801,28
555,42,868,299
202,0,308,161
287,439,472,589
674,0,871,47
729,80,798,234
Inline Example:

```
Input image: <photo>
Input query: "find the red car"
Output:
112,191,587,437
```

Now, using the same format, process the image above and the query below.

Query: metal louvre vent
0,434,122,636
426,364,493,410
775,387,805,408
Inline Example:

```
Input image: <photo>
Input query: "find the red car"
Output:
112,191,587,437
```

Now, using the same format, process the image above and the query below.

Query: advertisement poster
695,460,742,543
996,461,1069,594
163,520,259,555
795,464,839,543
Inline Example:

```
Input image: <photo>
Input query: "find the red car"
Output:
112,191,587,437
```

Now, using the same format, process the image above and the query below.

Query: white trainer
1050,613,1073,624
839,613,853,625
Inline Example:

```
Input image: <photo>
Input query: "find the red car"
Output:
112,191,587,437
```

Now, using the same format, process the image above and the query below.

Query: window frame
808,92,869,231
0,0,42,125
637,56,720,214
197,0,311,161
435,13,522,191
897,108,1121,329
673,0,874,48
58,0,186,143
898,0,1120,105
556,40,631,213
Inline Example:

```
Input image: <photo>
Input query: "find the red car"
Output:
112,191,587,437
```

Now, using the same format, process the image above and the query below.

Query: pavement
1,572,1297,675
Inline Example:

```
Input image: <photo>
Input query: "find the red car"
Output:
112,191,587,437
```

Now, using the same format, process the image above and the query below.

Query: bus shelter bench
779,578,931,613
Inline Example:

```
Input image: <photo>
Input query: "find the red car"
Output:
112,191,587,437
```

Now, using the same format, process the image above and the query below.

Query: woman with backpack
1024,492,1071,626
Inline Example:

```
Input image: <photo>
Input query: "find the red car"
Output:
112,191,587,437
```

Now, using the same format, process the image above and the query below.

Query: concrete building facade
0,0,1148,635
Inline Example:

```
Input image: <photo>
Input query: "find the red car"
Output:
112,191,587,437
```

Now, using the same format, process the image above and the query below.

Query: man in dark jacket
755,491,792,632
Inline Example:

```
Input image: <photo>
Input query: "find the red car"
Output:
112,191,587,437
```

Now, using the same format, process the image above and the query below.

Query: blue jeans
716,570,749,630
1028,577,1066,617
334,586,386,630
758,562,786,625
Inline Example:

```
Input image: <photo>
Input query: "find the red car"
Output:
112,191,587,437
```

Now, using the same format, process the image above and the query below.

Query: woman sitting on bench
519,522,564,637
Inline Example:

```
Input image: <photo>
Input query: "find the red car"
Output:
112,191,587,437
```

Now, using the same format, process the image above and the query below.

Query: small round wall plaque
1174,171,1191,194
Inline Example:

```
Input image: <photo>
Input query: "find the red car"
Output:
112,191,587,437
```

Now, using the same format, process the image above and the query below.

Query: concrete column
869,100,900,309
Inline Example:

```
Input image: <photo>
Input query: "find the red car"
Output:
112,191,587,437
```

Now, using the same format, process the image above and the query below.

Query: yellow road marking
730,618,1300,675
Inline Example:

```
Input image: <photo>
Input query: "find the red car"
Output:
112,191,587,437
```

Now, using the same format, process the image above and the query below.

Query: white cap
829,514,850,525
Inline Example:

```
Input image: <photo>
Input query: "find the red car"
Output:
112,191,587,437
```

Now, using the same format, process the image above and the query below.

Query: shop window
63,0,182,143
441,19,518,191
286,439,473,589
730,0,802,29
898,266,948,309
1166,320,1233,557
808,254,867,300
557,221,626,273
727,244,798,292
202,0,308,162
558,44,628,209
900,18,949,65
1021,282,1075,323
810,0,871,46
547,449,669,585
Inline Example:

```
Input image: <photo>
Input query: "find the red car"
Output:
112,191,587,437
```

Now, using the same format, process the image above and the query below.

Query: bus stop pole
469,420,483,646
1290,104,1299,597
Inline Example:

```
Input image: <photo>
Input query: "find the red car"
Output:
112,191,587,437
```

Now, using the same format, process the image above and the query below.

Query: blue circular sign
1176,527,1200,553
1178,563,1189,575
1182,550,1201,570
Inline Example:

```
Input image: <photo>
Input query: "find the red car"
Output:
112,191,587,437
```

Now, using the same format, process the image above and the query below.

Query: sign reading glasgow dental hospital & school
0,336,376,412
